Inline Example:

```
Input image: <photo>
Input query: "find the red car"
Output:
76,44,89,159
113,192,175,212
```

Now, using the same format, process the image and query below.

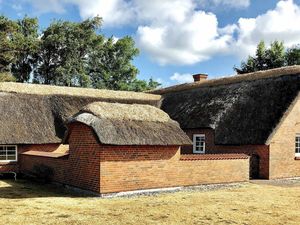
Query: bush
32,164,54,183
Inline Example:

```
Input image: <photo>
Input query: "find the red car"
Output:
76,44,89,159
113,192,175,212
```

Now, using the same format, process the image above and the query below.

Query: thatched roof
160,66,300,145
67,102,192,146
0,83,161,144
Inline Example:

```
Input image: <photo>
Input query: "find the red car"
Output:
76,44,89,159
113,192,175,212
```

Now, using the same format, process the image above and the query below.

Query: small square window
193,134,205,154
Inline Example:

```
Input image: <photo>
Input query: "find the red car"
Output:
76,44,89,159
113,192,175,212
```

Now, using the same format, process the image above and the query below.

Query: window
0,145,17,162
296,135,300,157
193,134,205,154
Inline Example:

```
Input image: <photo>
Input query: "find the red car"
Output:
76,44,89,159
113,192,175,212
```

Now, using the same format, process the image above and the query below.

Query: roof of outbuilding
159,66,300,145
67,102,192,146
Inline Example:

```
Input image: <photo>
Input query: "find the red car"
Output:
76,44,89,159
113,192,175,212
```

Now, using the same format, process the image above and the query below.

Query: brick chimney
192,73,208,82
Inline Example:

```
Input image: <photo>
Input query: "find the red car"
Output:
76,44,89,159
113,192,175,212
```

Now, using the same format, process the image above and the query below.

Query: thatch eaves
67,102,192,146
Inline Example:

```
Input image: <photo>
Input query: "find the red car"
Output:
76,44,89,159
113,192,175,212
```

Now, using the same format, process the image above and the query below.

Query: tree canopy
0,15,160,91
234,40,300,74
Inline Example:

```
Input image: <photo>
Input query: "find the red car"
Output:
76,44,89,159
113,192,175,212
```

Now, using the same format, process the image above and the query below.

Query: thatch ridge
68,103,192,146
151,65,300,94
0,82,161,102
82,102,170,122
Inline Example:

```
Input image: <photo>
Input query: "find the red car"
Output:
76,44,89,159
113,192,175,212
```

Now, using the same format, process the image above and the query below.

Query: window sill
0,161,17,165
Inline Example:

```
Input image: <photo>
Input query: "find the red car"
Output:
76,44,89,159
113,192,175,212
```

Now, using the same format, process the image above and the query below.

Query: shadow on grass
0,178,97,199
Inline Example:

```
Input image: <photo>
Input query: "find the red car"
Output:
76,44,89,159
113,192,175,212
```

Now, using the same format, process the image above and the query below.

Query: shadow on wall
0,178,96,199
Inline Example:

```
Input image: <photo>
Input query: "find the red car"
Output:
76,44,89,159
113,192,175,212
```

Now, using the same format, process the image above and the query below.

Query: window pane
7,146,15,151
7,155,16,160
7,151,16,155
0,155,6,160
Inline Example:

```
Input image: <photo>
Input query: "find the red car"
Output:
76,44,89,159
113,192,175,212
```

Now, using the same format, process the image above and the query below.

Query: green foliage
0,15,158,91
11,16,39,82
88,36,140,90
120,78,161,92
34,17,102,87
0,16,18,72
235,41,299,74
285,46,300,65
0,72,16,82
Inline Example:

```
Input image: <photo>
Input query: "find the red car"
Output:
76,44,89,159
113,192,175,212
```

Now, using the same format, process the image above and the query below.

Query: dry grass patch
0,179,299,225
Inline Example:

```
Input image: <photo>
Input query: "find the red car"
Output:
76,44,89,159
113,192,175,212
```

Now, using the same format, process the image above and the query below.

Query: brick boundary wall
99,146,249,194
182,129,270,179
18,124,249,194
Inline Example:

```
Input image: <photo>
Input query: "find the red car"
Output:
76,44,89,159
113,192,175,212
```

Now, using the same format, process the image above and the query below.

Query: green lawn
0,179,299,225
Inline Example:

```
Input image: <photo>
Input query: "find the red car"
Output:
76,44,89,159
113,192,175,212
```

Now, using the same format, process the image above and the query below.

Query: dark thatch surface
68,102,192,145
161,74,300,145
0,90,161,144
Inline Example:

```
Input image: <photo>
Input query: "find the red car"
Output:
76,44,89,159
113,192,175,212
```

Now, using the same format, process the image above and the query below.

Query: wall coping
21,151,69,158
180,154,249,161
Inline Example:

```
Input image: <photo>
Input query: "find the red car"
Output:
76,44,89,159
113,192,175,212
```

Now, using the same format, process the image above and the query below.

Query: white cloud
20,0,300,66
136,3,234,65
199,0,250,9
72,0,133,26
170,72,193,83
234,0,300,57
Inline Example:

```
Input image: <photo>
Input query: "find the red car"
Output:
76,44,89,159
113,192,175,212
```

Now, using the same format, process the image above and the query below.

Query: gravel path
250,177,300,187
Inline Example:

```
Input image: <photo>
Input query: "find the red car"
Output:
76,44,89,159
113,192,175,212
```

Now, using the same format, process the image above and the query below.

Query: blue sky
1,0,300,86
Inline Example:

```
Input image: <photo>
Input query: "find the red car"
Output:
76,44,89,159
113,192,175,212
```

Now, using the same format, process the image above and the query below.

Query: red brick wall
99,146,249,194
19,124,249,194
20,123,101,193
0,163,18,173
181,129,269,179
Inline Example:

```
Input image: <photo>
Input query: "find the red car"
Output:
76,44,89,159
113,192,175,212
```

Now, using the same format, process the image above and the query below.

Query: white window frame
193,134,205,154
0,145,18,162
296,134,300,157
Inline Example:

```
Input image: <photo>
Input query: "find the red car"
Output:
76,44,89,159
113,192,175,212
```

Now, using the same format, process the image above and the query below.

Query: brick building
0,66,300,194
152,66,300,179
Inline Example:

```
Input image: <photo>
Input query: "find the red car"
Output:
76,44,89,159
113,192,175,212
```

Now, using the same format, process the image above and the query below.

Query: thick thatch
161,72,300,145
0,84,161,144
0,82,161,104
151,65,300,95
67,102,192,146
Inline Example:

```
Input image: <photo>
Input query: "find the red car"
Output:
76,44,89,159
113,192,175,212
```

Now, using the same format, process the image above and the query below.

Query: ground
0,179,300,225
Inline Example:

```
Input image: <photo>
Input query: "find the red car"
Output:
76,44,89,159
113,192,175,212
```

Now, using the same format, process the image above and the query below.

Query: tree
121,78,161,92
0,16,18,73
285,45,300,65
88,36,140,90
1,15,158,92
235,41,287,74
34,17,103,87
11,16,39,82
